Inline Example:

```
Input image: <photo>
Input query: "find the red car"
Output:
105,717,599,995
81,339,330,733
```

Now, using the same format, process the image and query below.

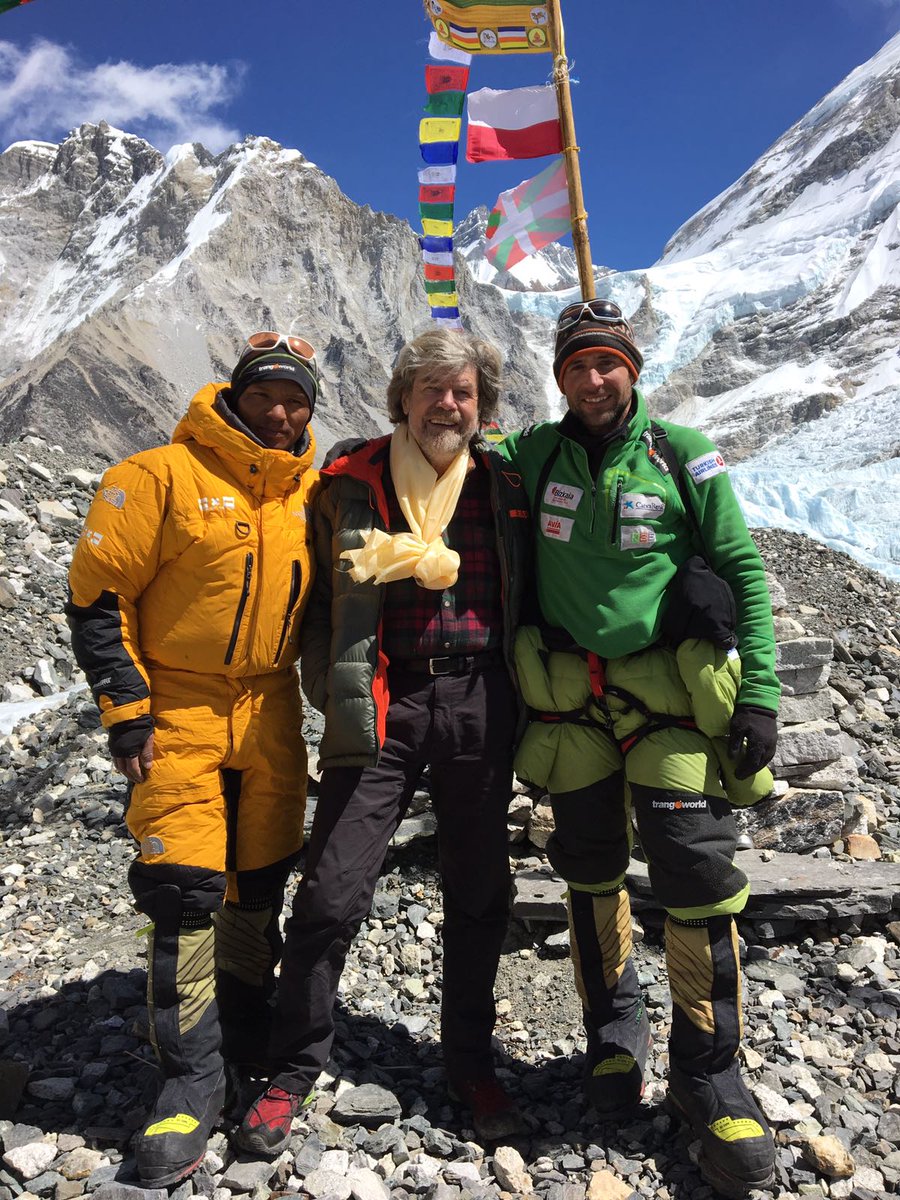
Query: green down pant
514,634,770,1069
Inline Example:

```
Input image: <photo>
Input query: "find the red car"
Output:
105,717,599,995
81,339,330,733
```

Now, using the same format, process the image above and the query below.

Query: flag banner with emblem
484,156,571,270
423,1,551,55
424,261,456,280
466,85,562,162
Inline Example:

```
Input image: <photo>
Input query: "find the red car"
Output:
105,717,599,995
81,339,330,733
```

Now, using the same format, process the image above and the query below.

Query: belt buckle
428,656,453,675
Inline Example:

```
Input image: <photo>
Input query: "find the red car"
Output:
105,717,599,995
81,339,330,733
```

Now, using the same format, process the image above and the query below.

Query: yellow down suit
67,382,318,1094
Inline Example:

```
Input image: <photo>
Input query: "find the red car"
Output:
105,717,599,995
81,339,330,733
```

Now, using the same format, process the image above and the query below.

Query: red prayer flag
426,64,470,94
419,184,456,205
424,263,456,282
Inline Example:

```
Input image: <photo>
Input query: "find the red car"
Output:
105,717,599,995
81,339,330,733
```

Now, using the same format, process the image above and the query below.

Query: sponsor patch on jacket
82,527,103,548
543,480,583,511
140,836,166,856
540,511,574,542
198,496,236,513
620,492,665,519
619,525,656,551
685,451,727,484
101,486,126,509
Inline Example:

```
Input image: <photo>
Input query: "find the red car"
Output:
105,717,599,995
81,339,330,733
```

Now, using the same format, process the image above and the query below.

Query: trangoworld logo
651,797,708,811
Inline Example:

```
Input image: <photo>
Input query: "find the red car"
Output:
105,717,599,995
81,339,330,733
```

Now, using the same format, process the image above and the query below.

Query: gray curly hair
386,327,503,424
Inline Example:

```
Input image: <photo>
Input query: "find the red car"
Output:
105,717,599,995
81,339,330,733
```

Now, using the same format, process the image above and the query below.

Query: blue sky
1,0,897,271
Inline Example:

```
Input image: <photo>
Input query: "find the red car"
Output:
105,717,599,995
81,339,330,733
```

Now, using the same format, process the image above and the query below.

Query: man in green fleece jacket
501,299,779,1200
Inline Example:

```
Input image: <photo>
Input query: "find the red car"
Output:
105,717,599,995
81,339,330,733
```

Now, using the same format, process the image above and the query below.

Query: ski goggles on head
242,331,317,370
555,298,630,337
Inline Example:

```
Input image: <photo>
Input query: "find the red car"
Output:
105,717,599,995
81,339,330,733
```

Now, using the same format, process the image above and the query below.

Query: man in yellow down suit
66,332,320,1187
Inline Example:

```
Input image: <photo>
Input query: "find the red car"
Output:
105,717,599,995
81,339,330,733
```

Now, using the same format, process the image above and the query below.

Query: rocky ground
1,435,900,1200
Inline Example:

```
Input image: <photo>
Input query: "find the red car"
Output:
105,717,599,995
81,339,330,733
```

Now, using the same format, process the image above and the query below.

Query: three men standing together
69,309,779,1198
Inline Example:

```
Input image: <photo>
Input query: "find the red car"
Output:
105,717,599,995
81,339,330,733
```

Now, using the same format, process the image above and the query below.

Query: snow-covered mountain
0,126,550,461
0,31,898,576
495,32,900,578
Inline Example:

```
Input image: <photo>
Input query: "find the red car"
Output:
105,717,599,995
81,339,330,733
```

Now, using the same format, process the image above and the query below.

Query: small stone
3,1144,59,1181
331,1084,402,1128
346,1167,389,1200
586,1171,634,1200
218,1159,278,1193
845,834,880,860
56,1150,109,1181
491,1146,532,1195
800,1136,855,1179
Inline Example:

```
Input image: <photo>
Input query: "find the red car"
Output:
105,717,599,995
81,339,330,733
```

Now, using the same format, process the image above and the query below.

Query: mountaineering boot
568,885,652,1111
134,887,226,1187
234,1085,315,1156
665,915,775,1197
448,1075,527,1143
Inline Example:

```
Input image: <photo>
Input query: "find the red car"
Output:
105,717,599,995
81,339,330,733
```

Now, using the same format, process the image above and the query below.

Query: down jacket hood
172,382,316,495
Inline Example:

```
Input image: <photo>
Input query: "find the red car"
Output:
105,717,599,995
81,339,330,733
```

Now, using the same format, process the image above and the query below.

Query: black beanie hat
229,350,319,413
553,321,643,387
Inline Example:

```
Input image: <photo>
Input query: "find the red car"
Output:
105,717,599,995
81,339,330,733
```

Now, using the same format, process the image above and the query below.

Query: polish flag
466,86,562,163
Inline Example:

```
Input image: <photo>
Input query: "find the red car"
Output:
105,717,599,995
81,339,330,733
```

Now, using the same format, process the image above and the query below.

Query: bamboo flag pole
547,0,595,300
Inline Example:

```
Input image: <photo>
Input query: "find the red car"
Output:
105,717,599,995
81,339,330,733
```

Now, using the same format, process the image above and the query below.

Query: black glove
728,705,778,780
107,714,154,758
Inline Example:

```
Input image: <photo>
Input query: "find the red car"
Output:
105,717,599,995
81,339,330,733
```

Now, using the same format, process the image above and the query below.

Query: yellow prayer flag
419,117,462,144
421,218,455,238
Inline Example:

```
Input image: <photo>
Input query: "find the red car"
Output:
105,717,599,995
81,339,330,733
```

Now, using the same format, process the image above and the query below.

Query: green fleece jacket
500,391,780,711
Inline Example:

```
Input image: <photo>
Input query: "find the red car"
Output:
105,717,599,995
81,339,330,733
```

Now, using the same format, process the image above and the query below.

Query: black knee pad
129,859,226,927
546,774,629,886
631,783,746,911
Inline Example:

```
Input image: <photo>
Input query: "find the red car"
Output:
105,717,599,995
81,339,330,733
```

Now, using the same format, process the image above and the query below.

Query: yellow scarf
341,423,469,589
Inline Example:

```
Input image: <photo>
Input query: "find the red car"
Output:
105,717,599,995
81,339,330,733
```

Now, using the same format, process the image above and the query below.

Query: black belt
391,648,505,676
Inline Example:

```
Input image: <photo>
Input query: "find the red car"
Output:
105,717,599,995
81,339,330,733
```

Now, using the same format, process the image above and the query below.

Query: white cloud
0,38,243,152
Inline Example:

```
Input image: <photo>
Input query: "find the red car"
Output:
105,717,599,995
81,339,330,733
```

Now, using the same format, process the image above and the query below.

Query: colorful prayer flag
426,64,470,93
420,117,462,144
423,2,551,55
420,201,455,222
484,156,571,271
466,86,562,162
419,165,457,186
421,248,455,266
428,30,473,65
419,183,456,204
420,236,455,254
424,262,456,280
425,90,466,117
422,217,455,237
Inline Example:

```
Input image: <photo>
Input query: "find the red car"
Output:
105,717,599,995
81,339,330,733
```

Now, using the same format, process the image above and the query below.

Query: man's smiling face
402,364,479,471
